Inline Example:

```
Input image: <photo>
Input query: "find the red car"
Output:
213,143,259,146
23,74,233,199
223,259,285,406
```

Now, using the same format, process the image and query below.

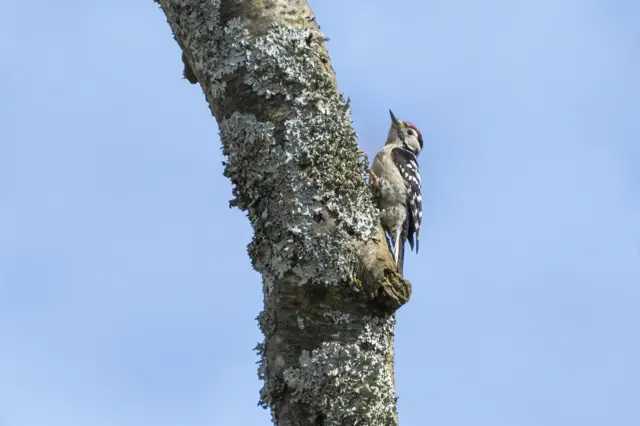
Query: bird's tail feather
385,233,393,255
396,238,405,276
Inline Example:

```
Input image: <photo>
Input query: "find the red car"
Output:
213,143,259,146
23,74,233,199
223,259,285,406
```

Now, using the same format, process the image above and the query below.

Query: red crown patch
403,121,422,141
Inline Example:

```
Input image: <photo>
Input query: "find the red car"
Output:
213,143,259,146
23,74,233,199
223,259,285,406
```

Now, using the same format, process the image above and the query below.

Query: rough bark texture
156,0,412,424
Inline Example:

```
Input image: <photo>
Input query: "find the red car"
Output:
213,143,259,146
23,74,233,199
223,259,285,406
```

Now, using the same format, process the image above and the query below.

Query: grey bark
156,1,413,424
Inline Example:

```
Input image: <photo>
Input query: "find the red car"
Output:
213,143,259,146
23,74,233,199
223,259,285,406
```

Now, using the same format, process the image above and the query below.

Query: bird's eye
407,129,414,136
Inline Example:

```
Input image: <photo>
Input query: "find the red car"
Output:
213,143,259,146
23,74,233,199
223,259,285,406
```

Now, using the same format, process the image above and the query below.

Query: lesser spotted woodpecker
370,110,423,275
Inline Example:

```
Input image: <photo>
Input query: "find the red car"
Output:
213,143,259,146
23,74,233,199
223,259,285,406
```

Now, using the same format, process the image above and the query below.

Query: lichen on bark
156,0,412,424
280,315,398,425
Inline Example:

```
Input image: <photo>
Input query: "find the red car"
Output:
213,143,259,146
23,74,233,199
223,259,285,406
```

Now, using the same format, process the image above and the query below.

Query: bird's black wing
391,147,422,253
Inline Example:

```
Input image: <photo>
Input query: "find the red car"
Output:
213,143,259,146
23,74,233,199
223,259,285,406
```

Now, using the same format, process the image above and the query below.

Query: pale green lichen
244,24,327,101
324,310,351,325
203,18,251,97
220,103,376,287
161,0,227,94
215,21,386,422
281,315,397,425
161,2,392,422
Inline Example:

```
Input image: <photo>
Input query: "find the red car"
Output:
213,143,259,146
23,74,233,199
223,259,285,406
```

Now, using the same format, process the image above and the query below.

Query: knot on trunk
355,225,413,313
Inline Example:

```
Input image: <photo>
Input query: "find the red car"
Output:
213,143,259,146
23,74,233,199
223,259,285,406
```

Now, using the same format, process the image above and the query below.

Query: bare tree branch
156,0,412,423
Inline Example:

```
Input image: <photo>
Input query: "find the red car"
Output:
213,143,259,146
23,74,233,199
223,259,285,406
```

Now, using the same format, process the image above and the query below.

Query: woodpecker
370,110,423,275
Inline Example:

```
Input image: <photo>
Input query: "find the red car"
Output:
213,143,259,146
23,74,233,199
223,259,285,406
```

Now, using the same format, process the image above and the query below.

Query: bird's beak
389,109,405,142
389,109,402,129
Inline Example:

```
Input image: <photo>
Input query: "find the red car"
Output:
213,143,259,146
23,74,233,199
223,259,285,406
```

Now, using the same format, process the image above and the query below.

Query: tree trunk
156,0,413,424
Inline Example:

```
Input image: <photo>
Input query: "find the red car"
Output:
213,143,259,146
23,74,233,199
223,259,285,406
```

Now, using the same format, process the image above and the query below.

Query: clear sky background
1,0,639,425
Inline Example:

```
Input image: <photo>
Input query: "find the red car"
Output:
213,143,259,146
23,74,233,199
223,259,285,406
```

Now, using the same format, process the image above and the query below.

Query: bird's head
387,109,423,157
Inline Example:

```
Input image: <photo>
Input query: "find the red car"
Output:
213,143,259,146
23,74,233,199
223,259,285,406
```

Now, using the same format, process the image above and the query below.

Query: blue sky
1,0,639,424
